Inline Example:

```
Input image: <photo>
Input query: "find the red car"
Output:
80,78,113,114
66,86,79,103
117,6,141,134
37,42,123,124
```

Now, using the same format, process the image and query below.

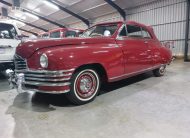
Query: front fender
27,44,124,80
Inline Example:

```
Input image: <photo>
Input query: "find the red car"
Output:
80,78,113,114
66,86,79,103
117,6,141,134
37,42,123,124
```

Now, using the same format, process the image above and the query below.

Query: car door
0,23,21,63
142,27,162,67
116,24,152,75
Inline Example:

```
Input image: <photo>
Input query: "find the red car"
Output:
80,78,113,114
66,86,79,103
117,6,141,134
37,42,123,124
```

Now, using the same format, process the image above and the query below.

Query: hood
16,37,115,59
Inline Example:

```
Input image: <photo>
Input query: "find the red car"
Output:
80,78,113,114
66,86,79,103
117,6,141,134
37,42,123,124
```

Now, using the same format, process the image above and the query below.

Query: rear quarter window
127,25,143,38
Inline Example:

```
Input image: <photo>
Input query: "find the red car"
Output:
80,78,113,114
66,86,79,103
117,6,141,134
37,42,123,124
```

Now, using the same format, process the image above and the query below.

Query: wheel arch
73,63,108,84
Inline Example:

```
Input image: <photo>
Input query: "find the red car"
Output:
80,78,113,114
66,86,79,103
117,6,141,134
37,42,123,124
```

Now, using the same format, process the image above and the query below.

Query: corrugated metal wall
125,0,187,57
69,0,188,57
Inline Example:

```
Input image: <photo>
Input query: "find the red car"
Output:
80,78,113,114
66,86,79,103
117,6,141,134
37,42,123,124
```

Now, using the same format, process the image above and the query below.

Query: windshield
0,23,17,39
65,31,77,38
81,24,118,38
42,33,49,38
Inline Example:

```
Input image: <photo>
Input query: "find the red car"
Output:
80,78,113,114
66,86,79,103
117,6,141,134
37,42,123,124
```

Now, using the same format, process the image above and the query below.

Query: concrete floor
0,60,190,138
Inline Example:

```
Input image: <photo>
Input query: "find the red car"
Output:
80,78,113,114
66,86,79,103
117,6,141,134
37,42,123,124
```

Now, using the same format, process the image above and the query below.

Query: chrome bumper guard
6,69,74,94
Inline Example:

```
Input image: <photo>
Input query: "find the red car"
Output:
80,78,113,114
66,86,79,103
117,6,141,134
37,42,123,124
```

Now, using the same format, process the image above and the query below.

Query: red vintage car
8,21,172,105
38,28,84,39
49,28,84,38
38,28,83,39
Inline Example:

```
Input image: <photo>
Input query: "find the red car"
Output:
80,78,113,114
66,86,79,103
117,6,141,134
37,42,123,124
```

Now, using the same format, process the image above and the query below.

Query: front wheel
153,65,166,77
66,69,100,105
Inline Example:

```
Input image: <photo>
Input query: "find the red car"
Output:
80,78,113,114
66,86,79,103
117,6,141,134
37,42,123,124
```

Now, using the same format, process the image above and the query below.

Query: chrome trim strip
24,73,72,78
110,65,161,80
14,54,24,59
25,77,71,82
22,87,70,94
14,54,28,70
16,64,27,66
23,81,71,86
15,68,75,73
15,61,26,63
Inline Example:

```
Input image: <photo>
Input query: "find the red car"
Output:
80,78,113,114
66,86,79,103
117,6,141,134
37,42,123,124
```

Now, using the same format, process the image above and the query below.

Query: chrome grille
15,69,74,87
14,55,27,70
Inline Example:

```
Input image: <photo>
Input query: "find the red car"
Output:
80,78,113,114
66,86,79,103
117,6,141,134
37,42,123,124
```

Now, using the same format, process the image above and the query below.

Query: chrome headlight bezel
40,54,48,68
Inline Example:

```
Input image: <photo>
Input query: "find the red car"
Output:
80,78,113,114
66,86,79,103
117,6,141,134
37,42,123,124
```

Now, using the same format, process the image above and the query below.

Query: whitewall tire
66,68,100,105
153,65,166,77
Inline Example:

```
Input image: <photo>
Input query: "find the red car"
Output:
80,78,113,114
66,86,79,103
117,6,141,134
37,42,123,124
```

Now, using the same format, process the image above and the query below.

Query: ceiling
0,0,157,36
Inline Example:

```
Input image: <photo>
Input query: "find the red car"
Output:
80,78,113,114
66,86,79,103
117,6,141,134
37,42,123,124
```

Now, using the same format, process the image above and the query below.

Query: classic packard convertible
8,21,172,105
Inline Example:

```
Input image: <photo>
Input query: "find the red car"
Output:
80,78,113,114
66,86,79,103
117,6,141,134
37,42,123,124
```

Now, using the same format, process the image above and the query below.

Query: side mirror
15,35,23,40
104,30,111,36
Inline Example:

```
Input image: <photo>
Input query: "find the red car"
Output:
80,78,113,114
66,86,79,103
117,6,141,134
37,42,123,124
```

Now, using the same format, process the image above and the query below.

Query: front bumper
7,69,74,94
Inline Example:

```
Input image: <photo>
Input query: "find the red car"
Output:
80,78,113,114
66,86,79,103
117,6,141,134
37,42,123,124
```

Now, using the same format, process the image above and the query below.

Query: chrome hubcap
159,66,166,74
80,77,93,93
75,71,98,99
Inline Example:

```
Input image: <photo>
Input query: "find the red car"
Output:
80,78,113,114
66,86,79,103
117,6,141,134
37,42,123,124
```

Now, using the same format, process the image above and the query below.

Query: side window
42,34,49,38
127,25,143,38
142,28,152,39
50,31,60,38
0,23,17,39
65,31,77,38
119,25,127,37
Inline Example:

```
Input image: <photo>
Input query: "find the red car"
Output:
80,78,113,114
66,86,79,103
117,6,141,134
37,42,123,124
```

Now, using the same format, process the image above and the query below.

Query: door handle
144,41,148,44
0,45,12,48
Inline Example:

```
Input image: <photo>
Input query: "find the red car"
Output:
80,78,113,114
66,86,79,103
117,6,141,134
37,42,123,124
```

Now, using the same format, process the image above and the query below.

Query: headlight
40,54,48,68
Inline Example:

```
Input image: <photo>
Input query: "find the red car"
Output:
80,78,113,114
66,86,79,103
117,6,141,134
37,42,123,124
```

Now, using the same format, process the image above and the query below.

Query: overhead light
25,12,39,20
13,12,26,20
43,1,59,10
14,12,22,18
34,8,40,13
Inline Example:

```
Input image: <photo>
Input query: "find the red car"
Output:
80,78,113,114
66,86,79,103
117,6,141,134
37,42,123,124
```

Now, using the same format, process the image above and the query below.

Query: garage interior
0,0,190,138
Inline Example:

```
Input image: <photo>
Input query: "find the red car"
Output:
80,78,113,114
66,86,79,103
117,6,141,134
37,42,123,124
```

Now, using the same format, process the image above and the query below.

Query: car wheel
153,65,166,77
66,68,100,105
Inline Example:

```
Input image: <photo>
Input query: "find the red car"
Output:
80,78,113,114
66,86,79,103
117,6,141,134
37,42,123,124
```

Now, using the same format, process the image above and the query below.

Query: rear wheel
66,68,100,105
153,65,166,77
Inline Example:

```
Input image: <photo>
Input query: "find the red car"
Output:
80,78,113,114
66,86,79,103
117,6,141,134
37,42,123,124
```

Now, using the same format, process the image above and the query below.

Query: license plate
0,48,5,54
